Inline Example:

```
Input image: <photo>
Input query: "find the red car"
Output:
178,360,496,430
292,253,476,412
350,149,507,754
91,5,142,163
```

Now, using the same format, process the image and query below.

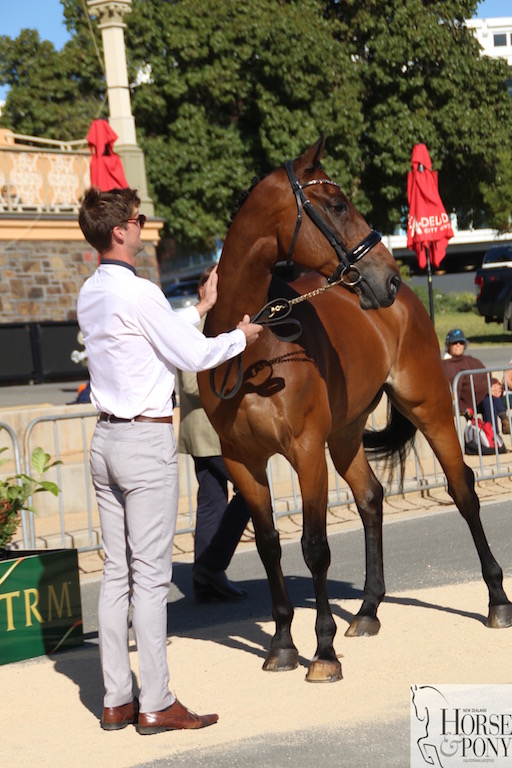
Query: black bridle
284,159,381,285
209,160,382,400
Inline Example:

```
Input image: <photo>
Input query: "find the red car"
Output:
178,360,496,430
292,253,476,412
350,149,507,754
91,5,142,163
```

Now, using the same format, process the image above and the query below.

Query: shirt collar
100,259,137,275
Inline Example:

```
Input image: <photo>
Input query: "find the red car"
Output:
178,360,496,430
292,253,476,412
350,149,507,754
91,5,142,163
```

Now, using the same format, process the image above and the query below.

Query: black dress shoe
193,565,248,603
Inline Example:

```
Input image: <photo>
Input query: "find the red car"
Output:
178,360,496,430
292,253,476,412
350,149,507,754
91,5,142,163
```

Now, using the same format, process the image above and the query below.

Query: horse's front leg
224,456,299,672
329,441,385,638
344,471,385,637
297,451,342,683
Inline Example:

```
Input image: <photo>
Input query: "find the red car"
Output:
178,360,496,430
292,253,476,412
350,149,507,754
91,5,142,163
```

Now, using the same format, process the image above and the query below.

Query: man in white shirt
77,186,262,735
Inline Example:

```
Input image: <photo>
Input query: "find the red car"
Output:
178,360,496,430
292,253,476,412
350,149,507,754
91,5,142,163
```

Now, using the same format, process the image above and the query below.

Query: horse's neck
210,234,275,333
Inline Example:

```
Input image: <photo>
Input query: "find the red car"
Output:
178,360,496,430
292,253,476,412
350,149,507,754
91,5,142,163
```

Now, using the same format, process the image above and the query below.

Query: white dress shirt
77,263,246,418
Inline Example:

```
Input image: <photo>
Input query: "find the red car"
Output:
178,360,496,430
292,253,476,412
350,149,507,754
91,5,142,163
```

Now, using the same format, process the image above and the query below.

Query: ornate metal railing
0,131,90,214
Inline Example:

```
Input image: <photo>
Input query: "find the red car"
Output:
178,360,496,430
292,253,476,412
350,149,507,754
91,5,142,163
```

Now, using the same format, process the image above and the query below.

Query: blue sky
0,0,510,100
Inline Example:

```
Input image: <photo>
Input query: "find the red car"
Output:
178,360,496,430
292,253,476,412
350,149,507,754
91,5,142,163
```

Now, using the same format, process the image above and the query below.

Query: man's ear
111,224,125,245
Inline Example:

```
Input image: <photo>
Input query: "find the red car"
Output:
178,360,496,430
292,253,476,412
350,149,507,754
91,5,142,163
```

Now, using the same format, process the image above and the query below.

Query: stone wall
0,236,161,324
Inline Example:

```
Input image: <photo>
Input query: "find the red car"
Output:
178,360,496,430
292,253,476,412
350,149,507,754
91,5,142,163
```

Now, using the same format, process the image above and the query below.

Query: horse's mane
229,174,265,223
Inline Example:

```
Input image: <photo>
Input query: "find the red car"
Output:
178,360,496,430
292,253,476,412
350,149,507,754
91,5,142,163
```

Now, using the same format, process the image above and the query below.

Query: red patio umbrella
86,119,129,191
407,143,454,323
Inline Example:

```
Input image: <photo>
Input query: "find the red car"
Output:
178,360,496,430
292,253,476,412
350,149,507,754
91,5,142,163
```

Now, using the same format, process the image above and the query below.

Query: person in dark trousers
178,269,250,602
77,186,262,735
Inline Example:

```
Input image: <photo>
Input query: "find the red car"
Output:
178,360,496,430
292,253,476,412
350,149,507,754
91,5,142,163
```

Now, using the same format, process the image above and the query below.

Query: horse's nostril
390,274,402,295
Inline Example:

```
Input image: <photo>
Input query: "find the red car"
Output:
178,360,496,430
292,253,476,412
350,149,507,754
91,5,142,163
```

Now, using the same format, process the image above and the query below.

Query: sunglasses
124,214,146,229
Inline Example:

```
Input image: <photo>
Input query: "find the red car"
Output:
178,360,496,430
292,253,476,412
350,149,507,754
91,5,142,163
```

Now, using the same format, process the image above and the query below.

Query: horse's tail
363,404,417,485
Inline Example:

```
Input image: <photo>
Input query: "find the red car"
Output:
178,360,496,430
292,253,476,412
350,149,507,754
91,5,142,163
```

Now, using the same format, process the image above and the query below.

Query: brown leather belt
99,412,173,424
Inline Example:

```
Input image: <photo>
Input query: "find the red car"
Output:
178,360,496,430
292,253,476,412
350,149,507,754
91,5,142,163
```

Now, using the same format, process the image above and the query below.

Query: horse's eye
330,201,347,214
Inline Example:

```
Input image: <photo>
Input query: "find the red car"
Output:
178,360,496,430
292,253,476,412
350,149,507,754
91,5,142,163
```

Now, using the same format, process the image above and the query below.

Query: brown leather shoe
137,699,219,735
101,698,139,730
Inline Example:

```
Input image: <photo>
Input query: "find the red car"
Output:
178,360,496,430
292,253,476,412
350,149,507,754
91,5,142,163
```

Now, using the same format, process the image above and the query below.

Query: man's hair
78,187,141,253
199,265,216,289
197,264,216,298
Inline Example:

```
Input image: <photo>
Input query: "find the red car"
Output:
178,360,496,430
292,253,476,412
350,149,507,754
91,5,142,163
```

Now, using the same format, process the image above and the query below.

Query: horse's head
274,135,401,310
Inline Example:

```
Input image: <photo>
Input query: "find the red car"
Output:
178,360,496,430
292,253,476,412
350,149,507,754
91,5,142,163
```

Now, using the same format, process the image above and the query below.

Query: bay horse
198,135,512,683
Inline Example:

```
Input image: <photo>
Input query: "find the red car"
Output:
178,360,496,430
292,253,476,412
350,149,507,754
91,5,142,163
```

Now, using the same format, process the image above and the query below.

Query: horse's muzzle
358,271,402,310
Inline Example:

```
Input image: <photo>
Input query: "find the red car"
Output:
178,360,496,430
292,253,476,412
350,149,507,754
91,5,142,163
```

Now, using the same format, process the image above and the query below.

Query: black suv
475,243,512,330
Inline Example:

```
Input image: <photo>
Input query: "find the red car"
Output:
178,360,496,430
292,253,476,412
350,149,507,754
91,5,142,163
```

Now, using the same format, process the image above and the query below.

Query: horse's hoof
345,616,381,637
305,658,343,683
486,604,512,628
262,648,299,672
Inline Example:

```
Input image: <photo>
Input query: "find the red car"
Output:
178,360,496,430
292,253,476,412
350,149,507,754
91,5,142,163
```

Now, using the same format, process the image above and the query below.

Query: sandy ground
3,574,512,768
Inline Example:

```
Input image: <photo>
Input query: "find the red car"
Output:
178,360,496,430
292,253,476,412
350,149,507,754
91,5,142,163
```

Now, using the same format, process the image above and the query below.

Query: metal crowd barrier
452,366,512,478
3,368,512,554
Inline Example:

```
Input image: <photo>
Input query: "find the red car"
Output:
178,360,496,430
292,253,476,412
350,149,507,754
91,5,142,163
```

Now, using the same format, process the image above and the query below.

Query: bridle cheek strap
284,160,381,284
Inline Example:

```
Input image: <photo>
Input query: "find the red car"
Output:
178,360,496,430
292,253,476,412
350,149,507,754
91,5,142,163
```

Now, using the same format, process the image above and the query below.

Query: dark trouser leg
194,456,250,570
193,456,228,564
193,456,250,601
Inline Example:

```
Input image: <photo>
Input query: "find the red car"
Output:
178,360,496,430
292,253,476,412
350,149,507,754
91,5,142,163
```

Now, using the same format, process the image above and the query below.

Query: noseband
284,160,381,285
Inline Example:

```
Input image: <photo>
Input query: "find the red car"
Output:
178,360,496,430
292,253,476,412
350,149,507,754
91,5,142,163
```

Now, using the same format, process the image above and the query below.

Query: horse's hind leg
446,460,512,628
397,392,512,629
329,438,385,637
224,456,299,671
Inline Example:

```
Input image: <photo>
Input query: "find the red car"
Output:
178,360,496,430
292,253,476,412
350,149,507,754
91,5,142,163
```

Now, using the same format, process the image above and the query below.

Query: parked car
163,279,200,311
475,244,512,330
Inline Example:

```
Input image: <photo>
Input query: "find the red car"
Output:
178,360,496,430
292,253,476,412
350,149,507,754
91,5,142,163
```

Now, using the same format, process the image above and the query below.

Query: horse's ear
312,131,326,167
296,132,326,174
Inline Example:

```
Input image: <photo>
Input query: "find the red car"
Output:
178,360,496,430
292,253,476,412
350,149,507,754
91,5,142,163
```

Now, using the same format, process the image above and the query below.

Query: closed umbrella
407,143,453,324
86,119,129,191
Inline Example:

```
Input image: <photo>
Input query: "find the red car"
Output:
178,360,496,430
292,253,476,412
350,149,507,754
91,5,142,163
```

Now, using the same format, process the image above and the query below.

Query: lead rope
209,276,344,400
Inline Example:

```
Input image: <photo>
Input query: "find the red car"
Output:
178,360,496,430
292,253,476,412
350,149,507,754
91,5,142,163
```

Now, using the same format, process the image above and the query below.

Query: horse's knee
256,528,282,568
301,534,331,574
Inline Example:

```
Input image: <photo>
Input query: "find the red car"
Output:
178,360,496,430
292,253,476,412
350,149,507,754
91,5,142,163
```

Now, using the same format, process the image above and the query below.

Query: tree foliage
0,0,511,249
0,7,105,141
125,0,364,250
331,0,512,232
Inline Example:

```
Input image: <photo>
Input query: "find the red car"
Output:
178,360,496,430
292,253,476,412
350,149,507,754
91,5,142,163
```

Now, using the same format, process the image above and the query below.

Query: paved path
3,501,512,768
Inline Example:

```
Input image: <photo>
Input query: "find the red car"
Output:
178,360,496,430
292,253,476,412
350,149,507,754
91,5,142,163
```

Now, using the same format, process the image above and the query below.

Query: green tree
0,0,511,248
327,0,512,233
0,21,105,141
126,0,363,251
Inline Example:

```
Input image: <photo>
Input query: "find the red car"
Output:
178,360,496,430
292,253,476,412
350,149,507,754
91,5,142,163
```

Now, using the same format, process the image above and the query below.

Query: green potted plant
0,446,60,551
0,444,84,665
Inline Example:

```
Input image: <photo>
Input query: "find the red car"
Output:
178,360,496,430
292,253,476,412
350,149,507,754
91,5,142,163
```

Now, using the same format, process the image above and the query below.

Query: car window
482,245,512,265
164,281,199,298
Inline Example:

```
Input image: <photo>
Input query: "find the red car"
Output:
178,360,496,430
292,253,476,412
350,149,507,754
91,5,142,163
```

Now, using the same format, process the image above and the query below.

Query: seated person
480,378,509,434
441,328,508,432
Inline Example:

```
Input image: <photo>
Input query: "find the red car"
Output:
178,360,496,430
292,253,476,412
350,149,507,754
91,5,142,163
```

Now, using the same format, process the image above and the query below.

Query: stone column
87,0,154,215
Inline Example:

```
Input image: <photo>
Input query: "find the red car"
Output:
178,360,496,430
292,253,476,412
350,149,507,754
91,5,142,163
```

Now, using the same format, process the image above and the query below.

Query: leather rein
209,160,382,400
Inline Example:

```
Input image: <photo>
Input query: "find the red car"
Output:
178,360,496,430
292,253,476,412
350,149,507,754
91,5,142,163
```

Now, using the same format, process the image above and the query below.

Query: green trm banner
0,549,83,665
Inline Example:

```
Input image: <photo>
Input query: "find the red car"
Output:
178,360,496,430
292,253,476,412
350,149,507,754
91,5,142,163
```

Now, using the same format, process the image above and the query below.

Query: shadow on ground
53,560,486,721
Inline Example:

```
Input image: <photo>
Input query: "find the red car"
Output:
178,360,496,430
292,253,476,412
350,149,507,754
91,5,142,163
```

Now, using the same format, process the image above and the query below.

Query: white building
467,17,512,66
